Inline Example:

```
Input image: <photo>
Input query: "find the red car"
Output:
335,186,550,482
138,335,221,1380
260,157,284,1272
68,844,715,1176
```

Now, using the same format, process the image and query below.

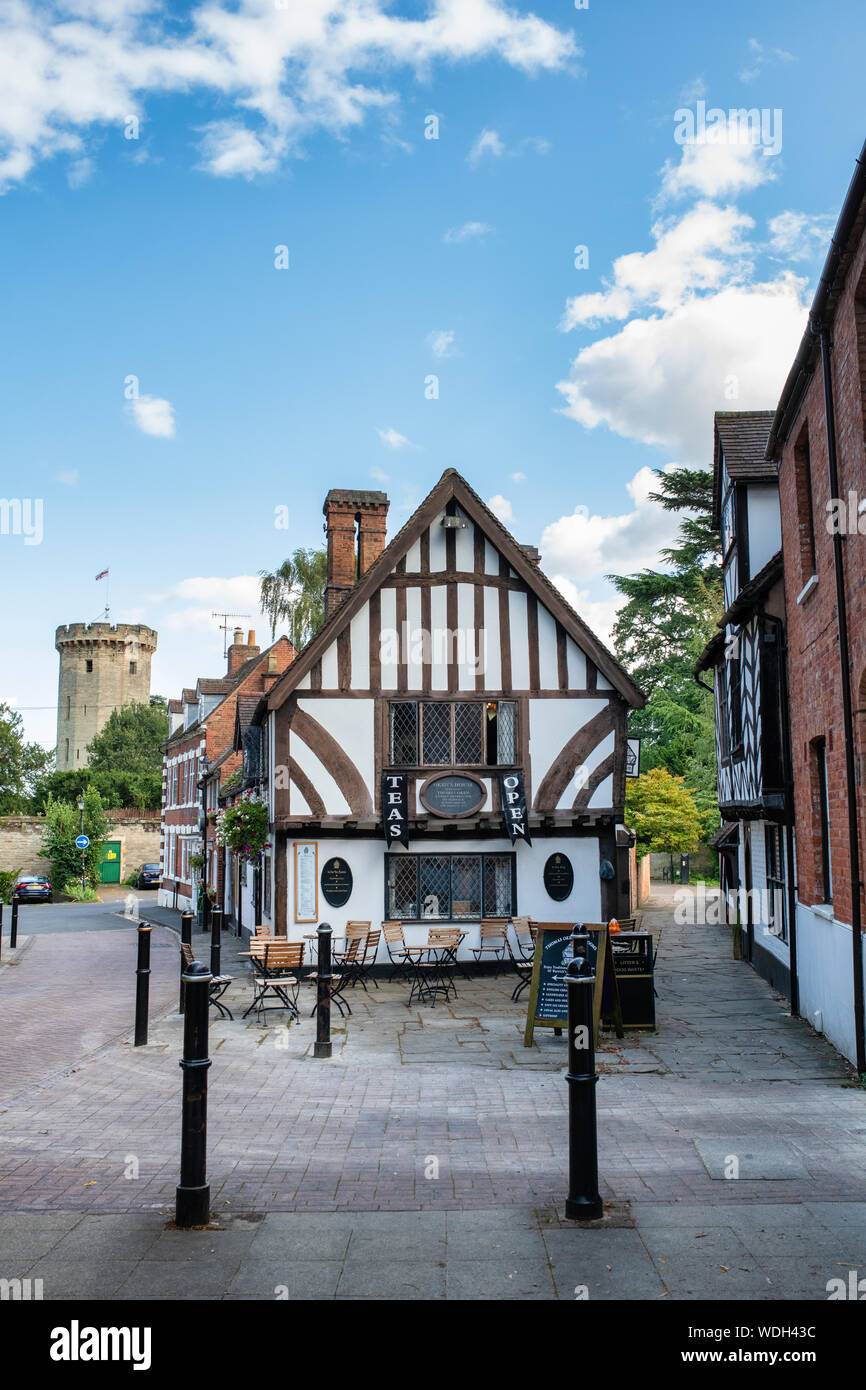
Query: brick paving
0,889,863,1217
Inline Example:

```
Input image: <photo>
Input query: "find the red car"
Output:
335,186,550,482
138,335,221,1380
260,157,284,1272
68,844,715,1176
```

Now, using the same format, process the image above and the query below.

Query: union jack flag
95,569,109,581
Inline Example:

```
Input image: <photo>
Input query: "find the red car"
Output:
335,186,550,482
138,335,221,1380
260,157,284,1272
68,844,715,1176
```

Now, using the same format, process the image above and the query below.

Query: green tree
0,703,53,813
625,767,706,860
610,465,721,834
39,785,110,893
87,701,169,778
259,547,328,647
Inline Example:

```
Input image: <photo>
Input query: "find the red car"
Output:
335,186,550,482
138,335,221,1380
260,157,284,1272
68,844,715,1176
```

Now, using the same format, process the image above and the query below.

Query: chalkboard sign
543,852,574,902
420,773,486,818
611,933,655,1028
321,857,353,909
523,924,623,1048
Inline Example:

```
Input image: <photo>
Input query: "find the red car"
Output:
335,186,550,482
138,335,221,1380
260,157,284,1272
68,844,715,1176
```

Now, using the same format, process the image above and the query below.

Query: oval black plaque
321,857,353,909
543,852,574,902
420,774,486,818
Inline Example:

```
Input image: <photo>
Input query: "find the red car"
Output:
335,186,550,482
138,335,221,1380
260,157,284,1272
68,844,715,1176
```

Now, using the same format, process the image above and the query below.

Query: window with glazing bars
385,853,515,921
388,700,517,767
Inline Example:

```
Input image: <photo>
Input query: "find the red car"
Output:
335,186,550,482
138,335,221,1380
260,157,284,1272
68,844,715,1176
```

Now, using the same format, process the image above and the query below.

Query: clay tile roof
235,695,261,730
715,411,777,479
182,688,197,704
168,699,183,713
197,677,232,695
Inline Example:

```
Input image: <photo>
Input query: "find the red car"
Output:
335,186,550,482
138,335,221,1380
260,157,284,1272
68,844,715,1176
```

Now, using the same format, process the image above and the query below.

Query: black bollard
210,904,222,979
175,960,212,1229
179,912,194,1013
134,922,152,1047
314,923,332,1059
10,895,19,950
564,926,603,1221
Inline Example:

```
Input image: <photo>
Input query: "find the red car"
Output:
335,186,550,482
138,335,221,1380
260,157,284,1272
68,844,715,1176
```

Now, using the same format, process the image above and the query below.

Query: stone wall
0,816,161,880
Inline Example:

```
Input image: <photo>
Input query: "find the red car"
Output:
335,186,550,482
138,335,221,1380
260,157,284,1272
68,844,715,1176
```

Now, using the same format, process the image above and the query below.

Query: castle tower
54,623,158,771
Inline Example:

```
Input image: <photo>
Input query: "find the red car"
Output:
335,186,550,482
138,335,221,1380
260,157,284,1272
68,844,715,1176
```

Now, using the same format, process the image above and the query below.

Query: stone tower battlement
55,622,158,772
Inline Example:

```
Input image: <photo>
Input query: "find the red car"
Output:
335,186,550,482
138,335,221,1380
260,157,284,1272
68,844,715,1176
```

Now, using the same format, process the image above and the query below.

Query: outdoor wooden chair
507,917,535,1003
308,938,359,1018
472,919,508,975
382,921,413,981
245,941,304,1023
252,923,274,937
181,942,233,1020
350,928,381,991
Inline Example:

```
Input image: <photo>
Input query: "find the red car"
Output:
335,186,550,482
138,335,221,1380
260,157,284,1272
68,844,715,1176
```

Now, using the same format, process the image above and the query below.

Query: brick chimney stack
323,489,389,619
227,627,260,675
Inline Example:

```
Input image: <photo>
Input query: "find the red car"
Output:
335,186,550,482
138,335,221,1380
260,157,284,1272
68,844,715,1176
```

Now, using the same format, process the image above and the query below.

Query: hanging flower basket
214,793,270,865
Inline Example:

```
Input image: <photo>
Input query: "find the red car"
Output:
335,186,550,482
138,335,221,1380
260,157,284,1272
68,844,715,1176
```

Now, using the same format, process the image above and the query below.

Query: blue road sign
75,835,90,850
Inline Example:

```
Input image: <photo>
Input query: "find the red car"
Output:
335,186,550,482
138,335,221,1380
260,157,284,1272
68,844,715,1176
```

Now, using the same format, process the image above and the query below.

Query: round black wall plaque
321,857,353,908
420,773,487,818
543,852,574,902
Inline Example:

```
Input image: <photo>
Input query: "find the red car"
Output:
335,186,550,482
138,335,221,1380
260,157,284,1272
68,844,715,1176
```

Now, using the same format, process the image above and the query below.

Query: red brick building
767,138,866,1068
159,630,294,913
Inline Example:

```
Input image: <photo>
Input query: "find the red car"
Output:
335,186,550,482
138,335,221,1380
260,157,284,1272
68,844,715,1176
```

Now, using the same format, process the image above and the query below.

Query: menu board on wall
294,841,318,923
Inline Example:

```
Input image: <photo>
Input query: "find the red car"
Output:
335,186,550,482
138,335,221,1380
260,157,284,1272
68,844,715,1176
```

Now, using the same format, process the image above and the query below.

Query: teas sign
382,773,409,847
499,771,532,845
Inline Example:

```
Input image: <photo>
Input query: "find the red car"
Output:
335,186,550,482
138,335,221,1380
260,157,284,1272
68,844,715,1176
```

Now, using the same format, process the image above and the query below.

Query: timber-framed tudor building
227,469,645,953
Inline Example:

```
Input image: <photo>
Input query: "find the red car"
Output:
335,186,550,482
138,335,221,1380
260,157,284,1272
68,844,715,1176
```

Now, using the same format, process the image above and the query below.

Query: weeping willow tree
259,548,328,650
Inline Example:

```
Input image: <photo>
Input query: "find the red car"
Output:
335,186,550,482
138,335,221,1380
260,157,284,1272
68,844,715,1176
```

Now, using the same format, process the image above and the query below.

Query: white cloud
0,0,577,192
768,209,834,263
561,201,755,328
679,76,707,105
376,426,415,450
54,469,79,486
739,38,796,83
487,493,513,523
128,394,176,438
467,128,549,163
540,465,682,586
557,276,806,464
428,329,456,358
556,136,810,465
658,136,777,204
510,471,526,482
443,220,493,244
546,576,621,648
370,464,389,482
468,128,505,163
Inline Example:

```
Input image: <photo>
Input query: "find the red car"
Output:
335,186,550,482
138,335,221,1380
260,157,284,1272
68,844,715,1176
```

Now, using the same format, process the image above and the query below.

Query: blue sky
1,0,863,749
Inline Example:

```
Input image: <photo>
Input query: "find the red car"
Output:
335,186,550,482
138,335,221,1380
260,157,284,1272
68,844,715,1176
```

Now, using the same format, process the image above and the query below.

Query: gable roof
164,637,292,749
713,411,776,525
268,468,645,709
197,677,232,697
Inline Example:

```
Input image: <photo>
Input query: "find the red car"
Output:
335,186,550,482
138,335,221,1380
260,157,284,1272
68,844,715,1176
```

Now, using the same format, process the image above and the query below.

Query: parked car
134,863,161,890
14,875,52,903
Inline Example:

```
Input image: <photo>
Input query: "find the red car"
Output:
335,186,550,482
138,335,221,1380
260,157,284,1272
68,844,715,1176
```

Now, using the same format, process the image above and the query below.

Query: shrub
39,786,109,891
63,881,99,902
0,868,22,904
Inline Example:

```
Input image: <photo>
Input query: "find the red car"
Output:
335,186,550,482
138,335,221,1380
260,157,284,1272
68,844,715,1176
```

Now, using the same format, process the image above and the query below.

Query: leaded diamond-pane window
419,855,451,918
496,701,516,764
387,856,418,919
451,856,482,917
422,702,451,765
390,701,418,765
482,855,513,916
385,853,515,921
455,702,483,764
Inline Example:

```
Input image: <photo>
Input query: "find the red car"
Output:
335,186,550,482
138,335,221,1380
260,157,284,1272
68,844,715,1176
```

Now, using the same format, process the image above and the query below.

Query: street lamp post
198,753,210,930
77,795,86,893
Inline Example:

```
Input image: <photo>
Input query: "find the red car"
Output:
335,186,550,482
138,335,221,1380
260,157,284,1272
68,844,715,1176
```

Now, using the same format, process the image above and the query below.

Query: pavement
1,885,865,1300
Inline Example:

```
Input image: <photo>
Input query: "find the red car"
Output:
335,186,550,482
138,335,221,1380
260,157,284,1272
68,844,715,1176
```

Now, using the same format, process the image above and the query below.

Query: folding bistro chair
382,921,413,981
472,919,508,975
245,941,304,1023
507,916,535,1002
308,938,358,1018
350,928,381,991
182,942,234,1020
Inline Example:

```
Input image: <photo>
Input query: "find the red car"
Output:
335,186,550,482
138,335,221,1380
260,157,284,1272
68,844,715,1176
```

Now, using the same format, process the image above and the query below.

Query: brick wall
0,816,161,879
778,217,866,930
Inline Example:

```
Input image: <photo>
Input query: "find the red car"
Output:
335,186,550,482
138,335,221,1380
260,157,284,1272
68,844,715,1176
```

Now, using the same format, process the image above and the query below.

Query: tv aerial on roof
212,611,251,658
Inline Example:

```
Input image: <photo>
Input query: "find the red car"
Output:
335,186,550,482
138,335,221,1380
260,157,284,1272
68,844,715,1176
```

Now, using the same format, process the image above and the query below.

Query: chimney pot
248,629,255,646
